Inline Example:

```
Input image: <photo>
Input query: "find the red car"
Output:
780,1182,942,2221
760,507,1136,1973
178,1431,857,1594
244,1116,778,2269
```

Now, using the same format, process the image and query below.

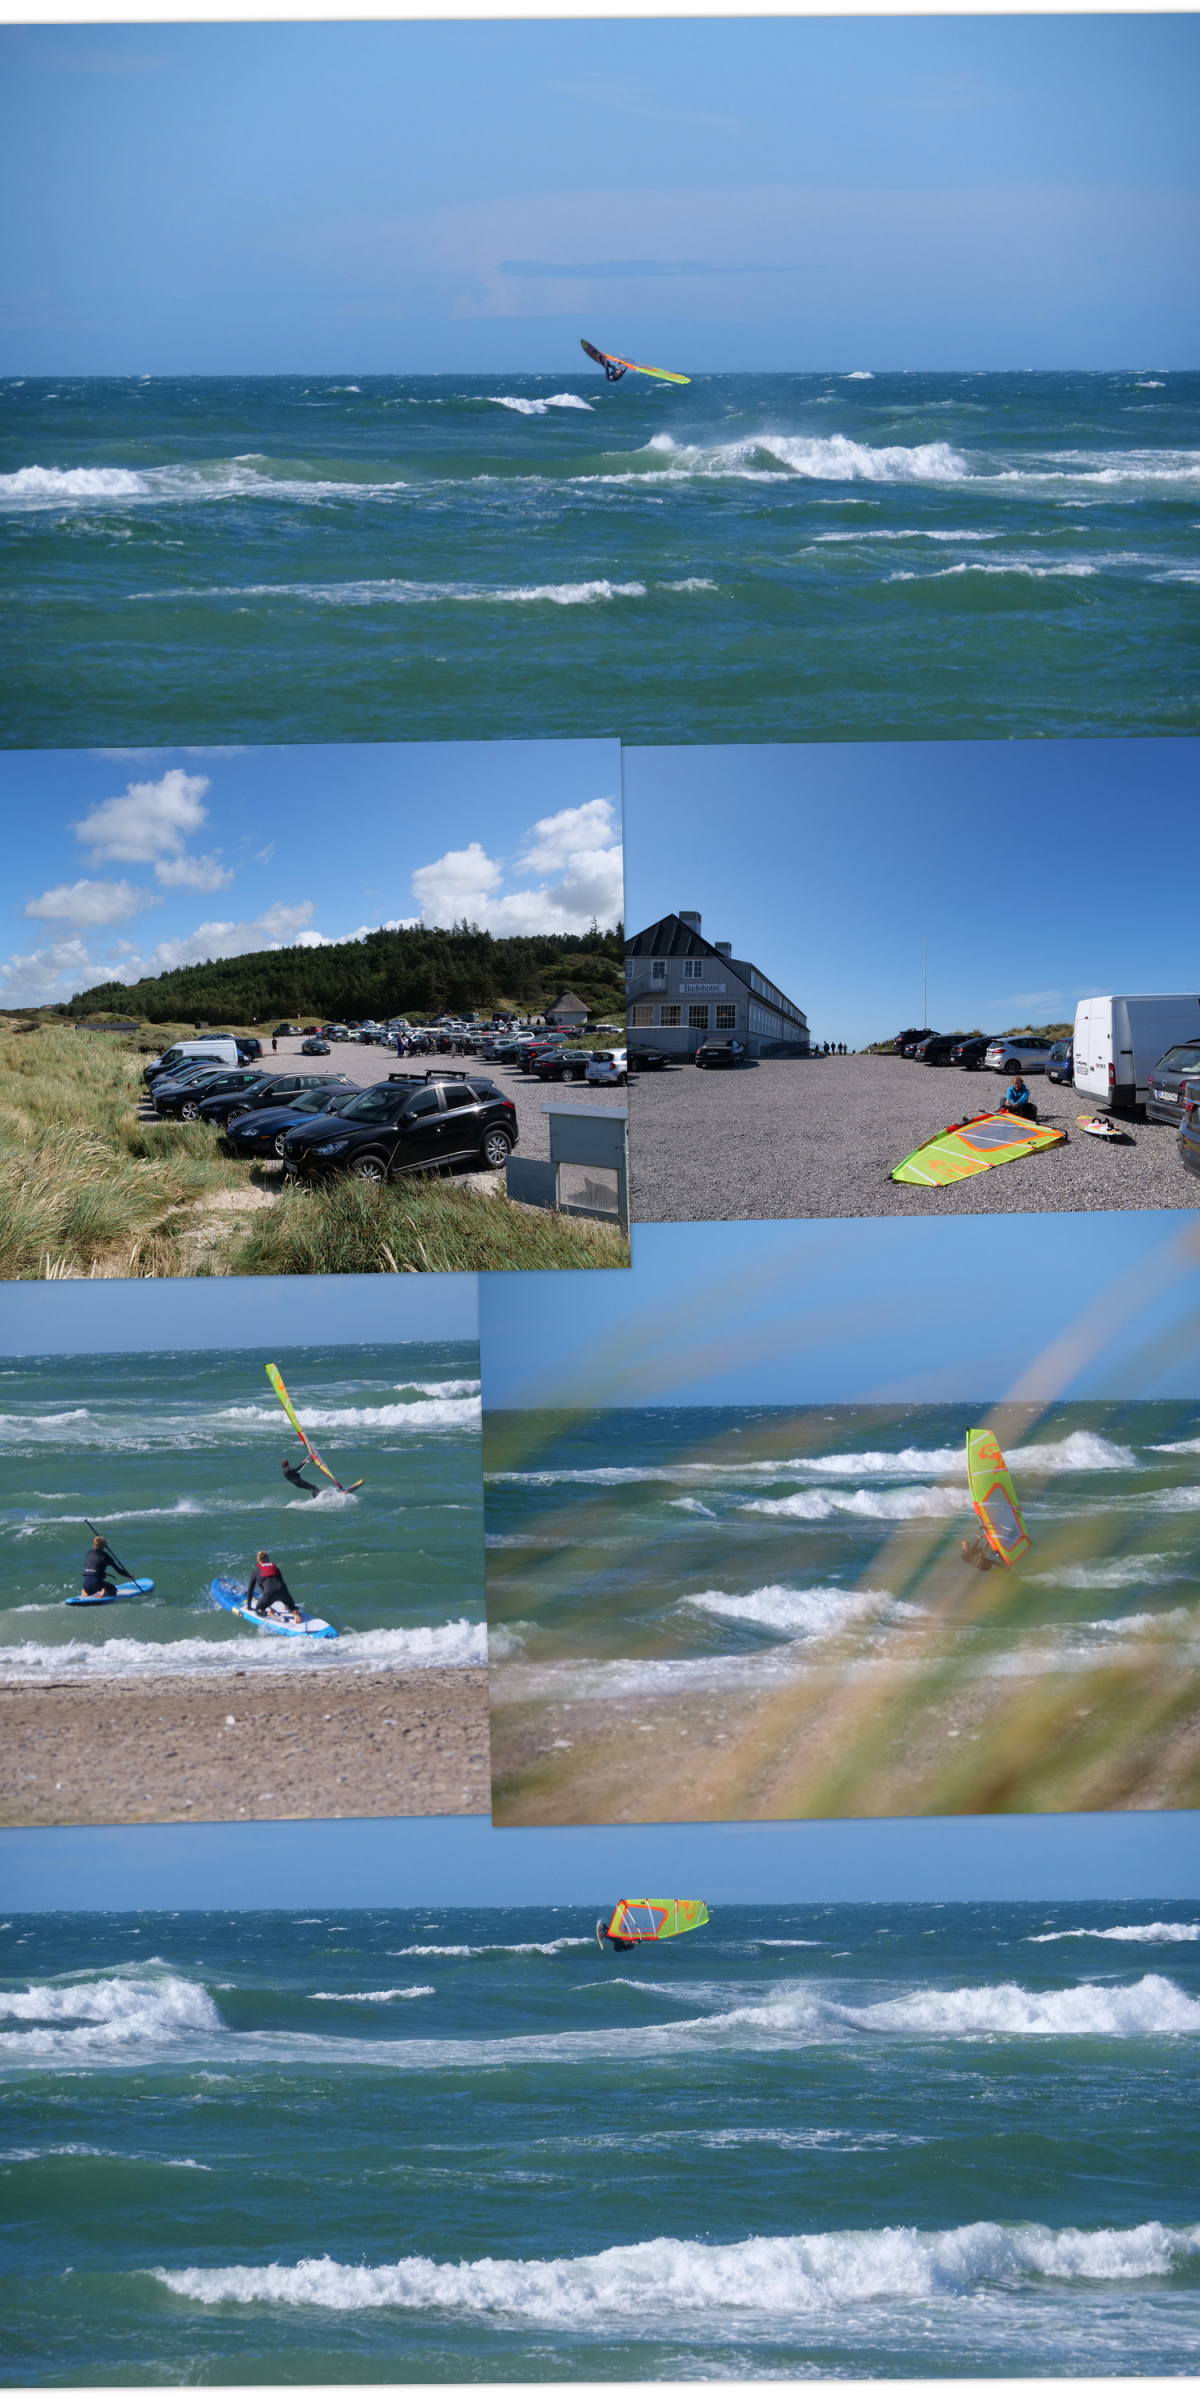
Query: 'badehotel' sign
624,911,810,1059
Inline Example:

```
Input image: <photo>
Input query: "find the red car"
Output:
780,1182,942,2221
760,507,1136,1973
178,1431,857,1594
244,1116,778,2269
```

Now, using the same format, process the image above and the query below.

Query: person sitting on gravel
1003,1071,1038,1122
81,1534,120,1599
246,1551,304,1622
281,1455,319,1497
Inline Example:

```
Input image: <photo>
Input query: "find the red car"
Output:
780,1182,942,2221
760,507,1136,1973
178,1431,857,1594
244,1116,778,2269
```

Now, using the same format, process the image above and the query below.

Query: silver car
984,1036,1056,1075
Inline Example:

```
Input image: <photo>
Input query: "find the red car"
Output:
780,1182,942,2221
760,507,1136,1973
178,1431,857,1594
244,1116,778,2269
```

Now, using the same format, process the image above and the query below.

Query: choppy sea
484,1401,1200,1696
2,1903,1198,2381
3,371,1197,747
0,1342,483,1680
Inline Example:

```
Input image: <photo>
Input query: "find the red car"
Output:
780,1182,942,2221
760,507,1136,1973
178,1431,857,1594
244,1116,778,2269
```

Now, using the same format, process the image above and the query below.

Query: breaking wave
489,393,593,415
0,1969,221,2059
743,1485,965,1523
220,1395,478,1432
0,1619,486,1681
153,2215,1200,2320
638,432,969,483
308,1987,435,2002
682,1584,891,1639
1028,1924,1200,1946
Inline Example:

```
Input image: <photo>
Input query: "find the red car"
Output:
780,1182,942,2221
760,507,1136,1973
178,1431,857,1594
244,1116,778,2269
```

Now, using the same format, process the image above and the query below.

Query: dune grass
227,1174,631,1276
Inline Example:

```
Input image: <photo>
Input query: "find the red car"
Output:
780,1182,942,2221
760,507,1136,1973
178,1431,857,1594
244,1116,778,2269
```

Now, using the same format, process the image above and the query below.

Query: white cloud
153,852,234,892
0,934,124,1007
142,901,326,973
73,767,211,864
409,798,623,936
22,877,157,928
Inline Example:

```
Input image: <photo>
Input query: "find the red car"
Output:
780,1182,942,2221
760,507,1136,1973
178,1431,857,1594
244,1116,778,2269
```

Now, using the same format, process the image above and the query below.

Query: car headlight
316,1138,350,1155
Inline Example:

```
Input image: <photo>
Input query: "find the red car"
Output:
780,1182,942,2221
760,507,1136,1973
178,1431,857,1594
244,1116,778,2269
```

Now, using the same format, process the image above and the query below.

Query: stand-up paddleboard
581,339,690,385
1077,1113,1135,1143
211,1576,338,1639
64,1578,155,1607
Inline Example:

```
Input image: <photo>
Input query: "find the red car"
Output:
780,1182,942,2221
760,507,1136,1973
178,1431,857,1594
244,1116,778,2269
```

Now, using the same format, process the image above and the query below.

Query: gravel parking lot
259,1040,625,1166
628,1052,1196,1221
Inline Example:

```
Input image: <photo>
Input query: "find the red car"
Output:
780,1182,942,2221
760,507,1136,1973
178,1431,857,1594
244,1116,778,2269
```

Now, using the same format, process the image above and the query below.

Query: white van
1073,995,1200,1113
144,1037,241,1082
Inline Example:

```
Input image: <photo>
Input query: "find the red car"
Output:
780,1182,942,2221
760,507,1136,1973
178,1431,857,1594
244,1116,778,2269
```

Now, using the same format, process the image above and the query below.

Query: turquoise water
483,1400,1200,1687
0,1343,483,1679
3,372,1197,747
2,1902,1198,2382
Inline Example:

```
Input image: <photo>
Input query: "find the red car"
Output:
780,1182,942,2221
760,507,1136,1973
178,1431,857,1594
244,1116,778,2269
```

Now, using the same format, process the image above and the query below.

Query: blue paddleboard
64,1577,155,1607
211,1576,338,1639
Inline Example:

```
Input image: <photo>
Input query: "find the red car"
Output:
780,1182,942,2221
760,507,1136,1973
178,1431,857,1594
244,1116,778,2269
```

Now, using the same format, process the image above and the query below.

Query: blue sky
0,739,620,1008
2,1809,1196,1912
479,1212,1200,1411
1,18,1196,372
0,1270,478,1357
624,738,1200,1053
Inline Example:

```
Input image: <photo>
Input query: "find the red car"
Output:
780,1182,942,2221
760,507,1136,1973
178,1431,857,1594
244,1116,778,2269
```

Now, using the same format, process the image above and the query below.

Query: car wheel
350,1154,388,1184
481,1128,513,1170
180,1100,201,1121
273,1131,289,1157
618,1072,627,1084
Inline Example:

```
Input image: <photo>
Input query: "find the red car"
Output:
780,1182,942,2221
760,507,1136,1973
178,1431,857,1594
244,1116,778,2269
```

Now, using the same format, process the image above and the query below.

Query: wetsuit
246,1559,298,1617
1004,1081,1038,1122
81,1542,119,1597
282,1459,319,1496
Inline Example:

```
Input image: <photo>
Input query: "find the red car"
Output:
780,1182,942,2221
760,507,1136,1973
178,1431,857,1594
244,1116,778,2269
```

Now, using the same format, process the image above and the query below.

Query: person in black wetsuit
246,1551,303,1623
282,1455,319,1497
81,1535,120,1598
596,1916,637,1951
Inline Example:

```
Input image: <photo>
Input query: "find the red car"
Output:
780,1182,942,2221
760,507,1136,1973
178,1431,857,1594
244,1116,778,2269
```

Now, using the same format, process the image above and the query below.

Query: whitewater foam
682,1584,891,1639
1027,1924,1200,1945
220,1395,479,1432
309,1987,435,2001
489,394,593,415
743,1484,965,1523
0,1619,486,1682
0,1970,221,2058
637,432,970,484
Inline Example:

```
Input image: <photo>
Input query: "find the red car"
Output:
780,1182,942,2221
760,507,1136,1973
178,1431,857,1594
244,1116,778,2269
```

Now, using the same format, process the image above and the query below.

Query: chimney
678,911,702,933
715,941,732,957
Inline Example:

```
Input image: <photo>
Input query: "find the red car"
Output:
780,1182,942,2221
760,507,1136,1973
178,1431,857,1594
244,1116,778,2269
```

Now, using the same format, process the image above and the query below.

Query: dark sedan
199,1071,356,1128
1147,1043,1200,1127
694,1039,748,1068
301,1036,331,1056
532,1049,591,1081
281,1072,518,1183
949,1037,994,1069
1179,1082,1200,1179
222,1084,361,1158
151,1067,272,1120
920,1034,971,1065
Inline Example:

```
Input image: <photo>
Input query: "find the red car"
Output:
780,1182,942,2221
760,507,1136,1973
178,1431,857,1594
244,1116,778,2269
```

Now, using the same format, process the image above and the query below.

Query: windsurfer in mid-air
961,1529,1003,1572
282,1455,319,1497
603,357,627,382
246,1550,304,1624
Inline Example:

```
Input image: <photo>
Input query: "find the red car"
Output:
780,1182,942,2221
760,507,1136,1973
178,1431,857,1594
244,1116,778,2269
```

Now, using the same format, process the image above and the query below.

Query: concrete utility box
506,1103,628,1230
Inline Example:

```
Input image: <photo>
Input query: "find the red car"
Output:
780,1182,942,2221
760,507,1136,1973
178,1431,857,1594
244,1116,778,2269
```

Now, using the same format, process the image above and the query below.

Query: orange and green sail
892,1111,1066,1187
604,1898,709,1942
266,1362,363,1493
966,1428,1031,1566
581,339,690,385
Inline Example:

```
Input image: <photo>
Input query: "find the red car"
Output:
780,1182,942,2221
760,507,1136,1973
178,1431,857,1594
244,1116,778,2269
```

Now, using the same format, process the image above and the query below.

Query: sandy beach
1,1666,490,1826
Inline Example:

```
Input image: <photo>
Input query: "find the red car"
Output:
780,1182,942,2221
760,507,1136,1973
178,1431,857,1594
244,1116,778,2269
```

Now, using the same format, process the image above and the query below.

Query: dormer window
682,958,704,980
650,959,667,984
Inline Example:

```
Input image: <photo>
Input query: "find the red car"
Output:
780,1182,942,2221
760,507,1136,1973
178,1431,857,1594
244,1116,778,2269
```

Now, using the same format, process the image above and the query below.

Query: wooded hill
69,924,626,1027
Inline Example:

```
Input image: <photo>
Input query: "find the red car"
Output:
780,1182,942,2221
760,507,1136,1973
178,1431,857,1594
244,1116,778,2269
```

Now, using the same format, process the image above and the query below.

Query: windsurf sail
266,1362,361,1493
892,1111,1066,1187
965,1429,1031,1567
581,338,690,386
604,1898,709,1943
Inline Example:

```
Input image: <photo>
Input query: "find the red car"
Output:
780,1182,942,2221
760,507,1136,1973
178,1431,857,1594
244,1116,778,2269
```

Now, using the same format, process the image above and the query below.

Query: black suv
694,1039,748,1068
151,1067,271,1120
1147,1043,1200,1127
198,1071,357,1128
281,1073,519,1184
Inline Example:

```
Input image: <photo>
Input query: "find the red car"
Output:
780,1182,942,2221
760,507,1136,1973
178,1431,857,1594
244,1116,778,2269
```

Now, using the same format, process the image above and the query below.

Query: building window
716,1005,737,1029
660,1004,681,1027
631,1002,654,1027
689,1004,709,1030
682,958,704,980
650,960,667,985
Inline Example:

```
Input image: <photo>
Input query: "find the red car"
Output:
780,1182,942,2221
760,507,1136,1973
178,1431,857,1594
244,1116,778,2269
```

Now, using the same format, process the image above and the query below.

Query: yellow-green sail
892,1111,1066,1187
605,1898,709,1942
966,1427,1031,1566
266,1362,361,1492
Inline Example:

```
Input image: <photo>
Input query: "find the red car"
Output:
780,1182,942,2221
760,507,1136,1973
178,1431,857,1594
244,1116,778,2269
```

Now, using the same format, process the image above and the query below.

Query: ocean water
483,1401,1200,1696
0,1342,483,1680
2,372,1197,748
2,1903,1198,2382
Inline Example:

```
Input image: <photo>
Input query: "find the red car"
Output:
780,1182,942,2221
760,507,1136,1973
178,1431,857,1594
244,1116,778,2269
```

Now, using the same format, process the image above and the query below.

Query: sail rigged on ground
892,1111,1066,1187
966,1428,1031,1565
605,1898,709,1942
266,1362,350,1491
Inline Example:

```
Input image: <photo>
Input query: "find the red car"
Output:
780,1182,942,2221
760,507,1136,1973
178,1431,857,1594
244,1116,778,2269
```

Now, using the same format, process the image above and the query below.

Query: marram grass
229,1174,631,1277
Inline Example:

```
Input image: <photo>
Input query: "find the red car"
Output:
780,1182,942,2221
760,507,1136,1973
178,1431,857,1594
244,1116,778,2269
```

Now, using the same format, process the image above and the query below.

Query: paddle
85,1517,136,1585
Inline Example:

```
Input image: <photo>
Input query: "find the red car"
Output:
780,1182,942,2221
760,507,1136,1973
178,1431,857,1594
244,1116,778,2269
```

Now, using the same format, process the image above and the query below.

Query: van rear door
1073,997,1112,1104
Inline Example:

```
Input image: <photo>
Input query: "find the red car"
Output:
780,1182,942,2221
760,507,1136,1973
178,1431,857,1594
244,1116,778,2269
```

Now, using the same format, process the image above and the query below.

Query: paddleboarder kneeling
81,1534,119,1599
246,1550,304,1624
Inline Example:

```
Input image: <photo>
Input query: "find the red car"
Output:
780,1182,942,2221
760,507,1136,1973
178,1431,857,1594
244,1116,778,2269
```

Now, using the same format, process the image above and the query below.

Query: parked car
482,1039,522,1064
1047,1040,1075,1086
1179,1082,1200,1180
626,1046,669,1071
143,1038,240,1086
301,1036,331,1056
533,1049,591,1082
586,1049,628,1086
143,1062,237,1104
234,1037,263,1062
153,1067,271,1121
200,1071,357,1128
984,1036,1056,1075
901,1031,939,1057
895,1028,936,1056
919,1034,971,1065
694,1039,748,1068
1146,1041,1200,1126
222,1084,361,1158
949,1036,995,1069
281,1072,518,1183
273,1023,300,1037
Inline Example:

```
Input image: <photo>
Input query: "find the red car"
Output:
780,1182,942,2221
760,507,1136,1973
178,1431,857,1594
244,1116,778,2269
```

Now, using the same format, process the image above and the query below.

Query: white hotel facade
625,911,810,1059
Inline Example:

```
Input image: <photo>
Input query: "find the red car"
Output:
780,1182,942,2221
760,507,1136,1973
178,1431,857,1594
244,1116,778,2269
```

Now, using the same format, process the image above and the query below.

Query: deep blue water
0,1342,483,1680
3,371,1197,747
2,1904,1198,2382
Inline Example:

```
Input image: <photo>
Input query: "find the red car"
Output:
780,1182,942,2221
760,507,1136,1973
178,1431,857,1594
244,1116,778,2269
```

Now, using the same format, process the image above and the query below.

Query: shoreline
1,1665,490,1826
